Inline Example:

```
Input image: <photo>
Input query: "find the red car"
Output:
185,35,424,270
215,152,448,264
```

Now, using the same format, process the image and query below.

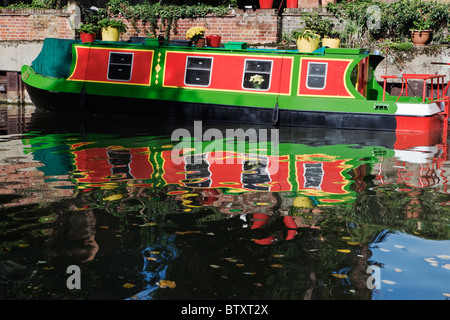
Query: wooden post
6,71,24,103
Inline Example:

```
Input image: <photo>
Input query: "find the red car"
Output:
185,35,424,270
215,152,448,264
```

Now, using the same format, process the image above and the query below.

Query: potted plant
78,23,100,44
186,26,206,47
98,18,128,41
410,13,433,46
322,31,340,48
292,29,320,52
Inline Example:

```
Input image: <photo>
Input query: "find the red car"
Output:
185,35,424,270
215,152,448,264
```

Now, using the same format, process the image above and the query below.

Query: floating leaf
270,264,283,268
236,264,245,267
243,272,257,275
393,244,405,249
379,248,390,252
175,231,200,235
18,244,29,248
123,283,135,289
436,255,450,260
43,266,54,270
103,194,123,201
394,268,402,272
443,293,450,297
442,264,450,270
158,280,176,288
337,249,351,253
381,280,397,285
332,273,347,279
146,257,157,261
222,257,239,263
347,242,359,246
139,222,157,227
210,264,220,269
341,237,351,240
99,225,109,229
272,254,285,258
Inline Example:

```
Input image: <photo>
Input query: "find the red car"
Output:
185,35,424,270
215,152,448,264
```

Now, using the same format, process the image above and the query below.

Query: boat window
185,56,213,86
108,52,133,81
306,62,327,89
242,60,272,90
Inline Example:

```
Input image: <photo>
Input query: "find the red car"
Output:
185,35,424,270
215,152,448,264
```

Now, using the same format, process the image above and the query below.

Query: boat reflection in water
7,110,450,300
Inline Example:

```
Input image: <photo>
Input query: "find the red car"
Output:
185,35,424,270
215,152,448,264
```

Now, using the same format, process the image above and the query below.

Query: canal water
1,104,450,301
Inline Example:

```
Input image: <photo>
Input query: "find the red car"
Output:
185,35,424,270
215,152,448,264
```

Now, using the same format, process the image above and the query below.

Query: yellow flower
186,26,206,41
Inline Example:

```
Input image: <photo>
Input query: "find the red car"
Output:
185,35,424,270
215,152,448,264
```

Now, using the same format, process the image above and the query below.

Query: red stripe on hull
394,114,444,149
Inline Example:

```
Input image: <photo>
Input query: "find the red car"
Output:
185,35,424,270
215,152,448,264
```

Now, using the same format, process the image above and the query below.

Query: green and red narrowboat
21,38,449,133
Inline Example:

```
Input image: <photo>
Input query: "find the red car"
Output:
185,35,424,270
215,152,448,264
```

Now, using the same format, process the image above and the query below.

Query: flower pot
286,0,298,8
297,36,320,52
101,27,120,41
322,37,340,48
259,0,274,9
206,34,221,47
195,38,206,47
411,30,432,46
80,32,95,44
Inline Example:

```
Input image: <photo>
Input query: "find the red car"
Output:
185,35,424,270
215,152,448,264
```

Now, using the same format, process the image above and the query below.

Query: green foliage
326,0,450,45
98,18,128,34
94,0,230,39
78,22,100,34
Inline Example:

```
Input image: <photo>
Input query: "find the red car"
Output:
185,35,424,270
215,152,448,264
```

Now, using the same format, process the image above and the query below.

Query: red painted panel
298,58,353,97
68,46,154,85
163,51,293,94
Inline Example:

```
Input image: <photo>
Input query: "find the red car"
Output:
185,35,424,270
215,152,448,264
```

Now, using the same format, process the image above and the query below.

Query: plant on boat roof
291,28,320,41
186,26,206,42
78,22,100,35
249,74,265,89
98,18,128,34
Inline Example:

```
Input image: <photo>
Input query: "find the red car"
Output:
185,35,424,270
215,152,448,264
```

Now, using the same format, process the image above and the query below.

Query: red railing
381,73,447,103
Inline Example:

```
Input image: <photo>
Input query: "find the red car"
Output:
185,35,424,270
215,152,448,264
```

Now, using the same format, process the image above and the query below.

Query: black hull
25,84,398,131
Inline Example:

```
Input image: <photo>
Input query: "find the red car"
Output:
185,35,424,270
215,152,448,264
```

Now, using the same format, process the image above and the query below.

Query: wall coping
0,8,69,16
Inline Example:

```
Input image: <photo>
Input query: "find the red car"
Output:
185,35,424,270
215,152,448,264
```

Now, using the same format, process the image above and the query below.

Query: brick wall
121,9,280,44
0,8,280,44
0,9,75,40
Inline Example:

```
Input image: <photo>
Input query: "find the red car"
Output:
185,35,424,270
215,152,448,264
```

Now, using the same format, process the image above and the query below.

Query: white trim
395,102,442,116
184,56,213,87
242,59,273,91
107,52,134,82
306,62,327,90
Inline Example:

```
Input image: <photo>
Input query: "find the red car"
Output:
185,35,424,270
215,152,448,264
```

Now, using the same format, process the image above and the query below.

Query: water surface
1,104,449,301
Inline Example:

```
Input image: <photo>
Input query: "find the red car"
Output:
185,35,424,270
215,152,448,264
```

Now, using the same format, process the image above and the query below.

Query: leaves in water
103,194,124,201
332,273,347,279
123,283,135,289
270,264,283,268
175,231,200,235
158,280,176,288
139,222,157,227
337,249,351,253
